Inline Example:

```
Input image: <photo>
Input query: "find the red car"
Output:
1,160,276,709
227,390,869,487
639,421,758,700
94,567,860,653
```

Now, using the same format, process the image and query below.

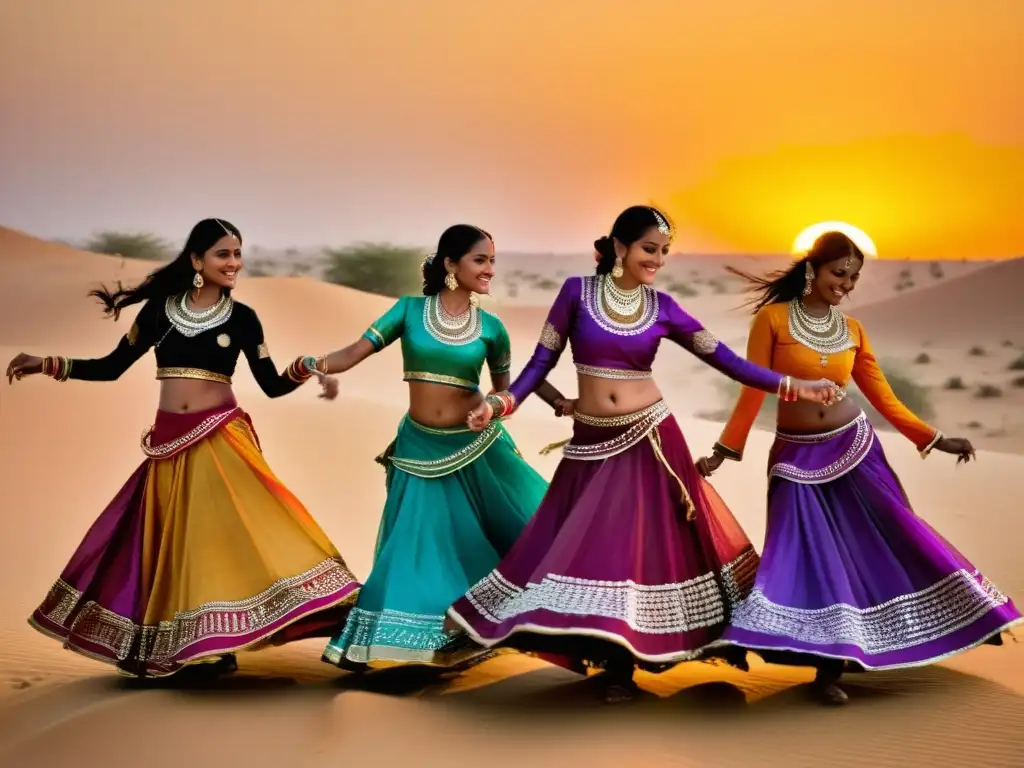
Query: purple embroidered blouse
508,275,784,406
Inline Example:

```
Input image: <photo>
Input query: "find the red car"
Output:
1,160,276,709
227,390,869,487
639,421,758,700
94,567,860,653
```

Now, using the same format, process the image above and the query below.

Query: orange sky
0,0,1020,258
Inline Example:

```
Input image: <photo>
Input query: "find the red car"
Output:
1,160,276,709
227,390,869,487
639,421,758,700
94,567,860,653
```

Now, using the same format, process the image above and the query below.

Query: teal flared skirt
322,415,547,668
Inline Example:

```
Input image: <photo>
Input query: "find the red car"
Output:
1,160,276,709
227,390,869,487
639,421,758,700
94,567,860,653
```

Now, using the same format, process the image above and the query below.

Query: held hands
791,378,844,405
553,398,576,418
313,372,340,401
466,400,493,432
6,353,44,384
934,436,976,465
696,453,725,478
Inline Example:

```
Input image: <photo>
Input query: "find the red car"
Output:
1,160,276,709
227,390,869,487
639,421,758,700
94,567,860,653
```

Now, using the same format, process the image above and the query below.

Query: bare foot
811,680,849,706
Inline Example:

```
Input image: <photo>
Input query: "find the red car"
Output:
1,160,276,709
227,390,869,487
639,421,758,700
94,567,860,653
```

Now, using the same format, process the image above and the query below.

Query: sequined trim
462,549,758,640
575,363,652,380
562,401,670,461
769,412,874,485
140,407,241,459
581,275,659,337
539,322,564,351
689,329,719,356
384,419,505,478
156,367,232,385
490,351,512,374
256,342,270,359
31,558,359,672
403,371,478,390
730,569,1012,656
322,607,482,667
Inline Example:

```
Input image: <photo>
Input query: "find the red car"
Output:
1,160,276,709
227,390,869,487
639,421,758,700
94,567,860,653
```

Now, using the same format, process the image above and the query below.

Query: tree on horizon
322,242,425,298
83,231,173,261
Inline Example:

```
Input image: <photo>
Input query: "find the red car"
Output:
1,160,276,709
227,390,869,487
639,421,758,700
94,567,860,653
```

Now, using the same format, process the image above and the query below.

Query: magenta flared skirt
447,401,758,670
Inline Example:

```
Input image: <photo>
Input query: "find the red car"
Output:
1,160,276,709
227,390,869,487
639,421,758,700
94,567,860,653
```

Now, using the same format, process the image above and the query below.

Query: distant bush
1007,355,1024,371
289,262,312,277
535,278,559,291
968,346,986,357
1012,376,1024,389
929,262,944,279
323,242,425,298
944,376,966,390
975,383,1003,399
707,278,728,294
899,268,912,280
966,421,983,429
1003,340,1015,348
914,352,931,364
664,280,699,298
246,259,274,277
83,231,172,261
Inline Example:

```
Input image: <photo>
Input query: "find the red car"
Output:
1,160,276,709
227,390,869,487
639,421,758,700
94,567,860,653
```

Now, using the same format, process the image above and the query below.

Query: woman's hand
792,378,842,405
696,453,725,477
466,400,494,432
934,436,976,465
553,398,576,418
6,353,44,384
315,373,340,401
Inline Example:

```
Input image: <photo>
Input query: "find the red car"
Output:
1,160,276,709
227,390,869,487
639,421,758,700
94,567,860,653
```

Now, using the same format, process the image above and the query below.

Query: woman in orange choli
698,231,1021,705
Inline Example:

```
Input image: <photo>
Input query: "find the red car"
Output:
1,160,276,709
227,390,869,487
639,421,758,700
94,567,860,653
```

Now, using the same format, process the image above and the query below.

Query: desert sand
1,225,1022,767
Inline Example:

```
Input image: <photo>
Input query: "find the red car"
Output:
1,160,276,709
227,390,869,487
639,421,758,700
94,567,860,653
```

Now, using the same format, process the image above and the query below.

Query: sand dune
1,229,1022,767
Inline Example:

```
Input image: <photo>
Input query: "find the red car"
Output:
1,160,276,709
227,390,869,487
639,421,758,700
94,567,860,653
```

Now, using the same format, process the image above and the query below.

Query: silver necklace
583,275,659,336
423,294,481,345
787,298,853,366
165,293,233,338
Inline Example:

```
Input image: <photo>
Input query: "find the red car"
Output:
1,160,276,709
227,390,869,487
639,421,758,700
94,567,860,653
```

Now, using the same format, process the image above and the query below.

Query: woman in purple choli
446,205,838,703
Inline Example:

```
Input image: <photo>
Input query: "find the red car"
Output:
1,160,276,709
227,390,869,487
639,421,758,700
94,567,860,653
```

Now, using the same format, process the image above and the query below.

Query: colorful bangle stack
485,390,517,419
286,355,319,383
778,375,799,403
42,356,72,382
919,430,943,459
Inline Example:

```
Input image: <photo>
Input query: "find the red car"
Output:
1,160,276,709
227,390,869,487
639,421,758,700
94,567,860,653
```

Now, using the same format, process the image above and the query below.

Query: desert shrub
322,242,425,298
83,231,172,261
289,262,312,277
975,383,1003,399
944,376,966,390
664,280,699,298
535,278,559,291
1007,355,1024,371
1002,339,1015,348
707,278,727,294
968,346,986,357
246,259,274,277
929,262,944,279
966,421,983,429
1012,376,1024,389
914,352,931,364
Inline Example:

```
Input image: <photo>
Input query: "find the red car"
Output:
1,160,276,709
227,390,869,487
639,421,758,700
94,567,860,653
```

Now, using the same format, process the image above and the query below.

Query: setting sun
793,221,878,259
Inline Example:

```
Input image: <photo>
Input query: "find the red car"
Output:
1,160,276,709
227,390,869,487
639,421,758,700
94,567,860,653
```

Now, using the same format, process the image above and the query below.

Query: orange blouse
716,302,937,459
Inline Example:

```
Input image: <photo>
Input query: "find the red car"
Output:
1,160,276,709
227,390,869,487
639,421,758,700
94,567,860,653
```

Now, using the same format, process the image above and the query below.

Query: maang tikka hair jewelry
803,261,814,296
651,208,672,237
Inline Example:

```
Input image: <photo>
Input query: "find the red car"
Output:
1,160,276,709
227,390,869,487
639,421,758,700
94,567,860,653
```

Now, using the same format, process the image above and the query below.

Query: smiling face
449,236,496,295
615,226,671,286
811,253,863,306
192,234,243,290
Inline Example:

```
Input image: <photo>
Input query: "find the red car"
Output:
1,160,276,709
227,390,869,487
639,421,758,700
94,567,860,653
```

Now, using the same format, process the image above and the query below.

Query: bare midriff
158,379,236,413
408,381,485,428
575,375,664,418
775,397,861,435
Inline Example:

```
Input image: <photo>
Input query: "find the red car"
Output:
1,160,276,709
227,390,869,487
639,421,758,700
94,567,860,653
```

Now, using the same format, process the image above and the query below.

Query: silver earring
802,262,813,296
193,271,205,289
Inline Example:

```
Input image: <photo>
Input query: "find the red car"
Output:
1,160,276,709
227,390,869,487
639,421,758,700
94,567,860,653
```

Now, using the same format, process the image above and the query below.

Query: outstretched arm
486,316,566,414
712,307,777,461
240,309,318,398
319,297,406,375
851,319,939,453
61,299,162,382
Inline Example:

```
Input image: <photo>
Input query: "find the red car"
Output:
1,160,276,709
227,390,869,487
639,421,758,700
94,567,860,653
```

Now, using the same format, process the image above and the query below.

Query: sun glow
793,221,878,259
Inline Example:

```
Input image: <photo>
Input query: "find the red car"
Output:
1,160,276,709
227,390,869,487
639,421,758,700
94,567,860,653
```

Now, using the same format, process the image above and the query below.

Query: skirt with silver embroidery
447,402,759,670
717,412,1022,670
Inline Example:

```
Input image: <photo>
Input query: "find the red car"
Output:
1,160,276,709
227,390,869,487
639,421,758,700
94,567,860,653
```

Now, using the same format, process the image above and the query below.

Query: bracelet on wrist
485,390,517,419
919,430,943,459
43,356,71,382
287,356,317,383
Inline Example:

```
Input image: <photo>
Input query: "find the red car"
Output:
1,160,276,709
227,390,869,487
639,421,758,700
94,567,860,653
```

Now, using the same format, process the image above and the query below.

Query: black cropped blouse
67,296,305,398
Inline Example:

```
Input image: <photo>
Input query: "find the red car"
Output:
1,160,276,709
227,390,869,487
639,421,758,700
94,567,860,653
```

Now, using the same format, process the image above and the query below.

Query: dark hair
728,230,864,314
594,205,671,275
421,224,493,296
90,218,242,319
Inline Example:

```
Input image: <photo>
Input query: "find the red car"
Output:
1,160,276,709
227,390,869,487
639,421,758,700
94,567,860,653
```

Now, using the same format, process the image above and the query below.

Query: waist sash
376,415,507,479
768,411,875,485
140,403,244,460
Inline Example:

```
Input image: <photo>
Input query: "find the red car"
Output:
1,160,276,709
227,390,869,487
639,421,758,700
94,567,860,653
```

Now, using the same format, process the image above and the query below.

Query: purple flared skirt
447,401,759,669
718,412,1022,670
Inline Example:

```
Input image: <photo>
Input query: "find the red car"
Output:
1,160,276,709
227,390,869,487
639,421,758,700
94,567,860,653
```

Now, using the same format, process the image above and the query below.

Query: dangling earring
193,271,205,289
611,256,624,279
469,292,479,307
444,271,458,292
802,262,813,297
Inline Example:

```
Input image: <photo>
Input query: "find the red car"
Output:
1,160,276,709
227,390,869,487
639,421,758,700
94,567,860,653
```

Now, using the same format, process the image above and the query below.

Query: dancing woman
315,224,562,670
446,205,838,703
697,231,1022,705
7,218,360,678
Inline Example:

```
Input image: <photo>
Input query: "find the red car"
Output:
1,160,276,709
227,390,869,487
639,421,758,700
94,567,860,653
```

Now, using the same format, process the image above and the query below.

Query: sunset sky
0,0,1020,258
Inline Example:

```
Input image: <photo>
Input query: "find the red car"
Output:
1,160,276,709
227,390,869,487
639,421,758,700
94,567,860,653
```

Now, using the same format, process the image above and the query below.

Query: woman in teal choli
313,224,564,668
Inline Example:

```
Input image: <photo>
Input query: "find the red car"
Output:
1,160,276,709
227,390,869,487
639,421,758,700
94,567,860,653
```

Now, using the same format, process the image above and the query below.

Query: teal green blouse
362,295,512,391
